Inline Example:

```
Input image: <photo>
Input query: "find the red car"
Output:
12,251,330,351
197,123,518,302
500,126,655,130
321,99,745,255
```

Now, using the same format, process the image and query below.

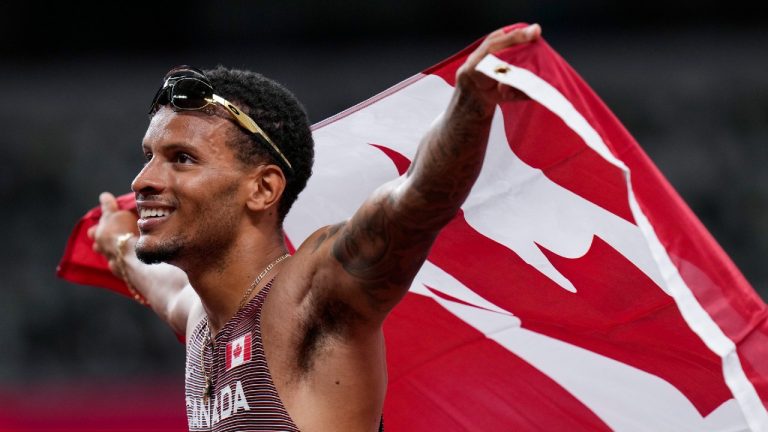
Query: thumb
99,192,118,215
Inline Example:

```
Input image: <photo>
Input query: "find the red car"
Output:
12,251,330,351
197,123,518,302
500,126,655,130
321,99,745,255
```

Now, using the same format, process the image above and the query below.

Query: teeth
140,208,172,219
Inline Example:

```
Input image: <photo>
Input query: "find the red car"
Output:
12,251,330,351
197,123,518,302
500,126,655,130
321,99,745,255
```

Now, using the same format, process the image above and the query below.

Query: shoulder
297,222,348,258
273,223,387,330
260,222,361,326
286,222,349,276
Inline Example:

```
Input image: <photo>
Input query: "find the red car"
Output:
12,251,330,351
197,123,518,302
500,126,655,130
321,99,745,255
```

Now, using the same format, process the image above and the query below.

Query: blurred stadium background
0,1,765,430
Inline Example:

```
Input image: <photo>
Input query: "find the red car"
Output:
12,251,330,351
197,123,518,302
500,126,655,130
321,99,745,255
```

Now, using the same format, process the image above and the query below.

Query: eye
174,152,195,164
143,151,153,164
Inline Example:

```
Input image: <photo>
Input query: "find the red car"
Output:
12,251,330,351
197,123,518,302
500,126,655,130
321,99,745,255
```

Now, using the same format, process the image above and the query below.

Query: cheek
180,175,244,215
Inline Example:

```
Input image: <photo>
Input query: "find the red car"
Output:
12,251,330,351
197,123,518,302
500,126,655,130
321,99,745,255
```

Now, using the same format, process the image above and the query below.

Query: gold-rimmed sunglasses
149,65,293,171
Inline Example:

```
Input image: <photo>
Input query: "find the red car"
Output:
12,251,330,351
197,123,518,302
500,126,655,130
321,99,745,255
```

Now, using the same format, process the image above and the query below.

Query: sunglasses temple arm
257,128,293,171
212,94,293,171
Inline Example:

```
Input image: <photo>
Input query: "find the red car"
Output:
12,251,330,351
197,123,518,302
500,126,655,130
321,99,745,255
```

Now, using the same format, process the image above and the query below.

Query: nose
131,157,166,197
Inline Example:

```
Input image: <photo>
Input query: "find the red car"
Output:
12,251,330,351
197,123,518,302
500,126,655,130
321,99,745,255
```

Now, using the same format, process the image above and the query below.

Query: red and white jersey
185,280,299,431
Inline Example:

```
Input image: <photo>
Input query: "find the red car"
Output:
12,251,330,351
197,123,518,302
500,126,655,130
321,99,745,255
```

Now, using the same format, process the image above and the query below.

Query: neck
183,227,288,336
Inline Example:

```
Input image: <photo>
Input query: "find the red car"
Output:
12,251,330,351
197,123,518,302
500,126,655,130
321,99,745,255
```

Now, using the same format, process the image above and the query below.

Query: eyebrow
142,142,199,154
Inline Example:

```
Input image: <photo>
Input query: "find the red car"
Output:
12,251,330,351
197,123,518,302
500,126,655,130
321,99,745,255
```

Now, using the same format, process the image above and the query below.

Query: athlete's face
132,107,249,267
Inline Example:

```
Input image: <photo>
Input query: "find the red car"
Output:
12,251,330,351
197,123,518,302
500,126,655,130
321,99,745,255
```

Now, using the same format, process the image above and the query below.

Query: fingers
466,23,541,71
92,238,103,254
522,23,542,41
91,192,117,251
99,191,118,215
504,23,541,38
488,23,541,51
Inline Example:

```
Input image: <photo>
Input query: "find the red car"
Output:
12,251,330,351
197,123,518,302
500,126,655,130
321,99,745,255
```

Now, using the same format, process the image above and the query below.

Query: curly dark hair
203,65,314,223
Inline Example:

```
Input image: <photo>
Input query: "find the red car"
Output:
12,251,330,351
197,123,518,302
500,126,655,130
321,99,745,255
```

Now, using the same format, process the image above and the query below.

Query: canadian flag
57,23,768,431
225,333,252,371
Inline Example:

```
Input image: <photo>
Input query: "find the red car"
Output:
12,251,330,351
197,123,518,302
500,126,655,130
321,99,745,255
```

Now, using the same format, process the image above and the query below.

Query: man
90,23,542,431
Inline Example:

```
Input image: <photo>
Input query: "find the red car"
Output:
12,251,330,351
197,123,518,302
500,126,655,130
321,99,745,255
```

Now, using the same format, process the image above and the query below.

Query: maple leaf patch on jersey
226,333,252,371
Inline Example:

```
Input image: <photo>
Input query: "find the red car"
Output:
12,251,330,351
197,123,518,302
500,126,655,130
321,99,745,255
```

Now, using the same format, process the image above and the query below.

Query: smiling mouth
139,208,174,219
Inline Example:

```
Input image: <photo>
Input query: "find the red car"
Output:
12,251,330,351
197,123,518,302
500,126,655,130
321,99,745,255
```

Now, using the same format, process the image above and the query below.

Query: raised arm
89,192,196,337
310,24,542,319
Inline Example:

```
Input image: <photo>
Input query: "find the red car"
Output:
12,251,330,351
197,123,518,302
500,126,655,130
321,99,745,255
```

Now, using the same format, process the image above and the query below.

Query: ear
245,164,286,216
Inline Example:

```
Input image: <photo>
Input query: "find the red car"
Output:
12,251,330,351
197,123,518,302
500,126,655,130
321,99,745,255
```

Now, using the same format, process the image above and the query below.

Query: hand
87,192,139,274
455,23,542,110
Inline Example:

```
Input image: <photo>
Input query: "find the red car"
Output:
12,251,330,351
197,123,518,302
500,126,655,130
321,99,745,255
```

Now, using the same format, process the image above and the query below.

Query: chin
135,236,182,265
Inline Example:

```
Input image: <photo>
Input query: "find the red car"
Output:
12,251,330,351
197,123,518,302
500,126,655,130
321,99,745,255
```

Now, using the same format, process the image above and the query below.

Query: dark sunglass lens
170,78,213,109
149,87,170,114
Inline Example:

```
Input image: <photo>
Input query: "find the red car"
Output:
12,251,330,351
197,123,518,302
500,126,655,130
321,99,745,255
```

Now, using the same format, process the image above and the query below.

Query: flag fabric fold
57,192,138,298
57,24,768,431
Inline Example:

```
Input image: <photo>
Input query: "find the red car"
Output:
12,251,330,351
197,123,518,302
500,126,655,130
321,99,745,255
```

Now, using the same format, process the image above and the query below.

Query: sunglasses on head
148,65,293,171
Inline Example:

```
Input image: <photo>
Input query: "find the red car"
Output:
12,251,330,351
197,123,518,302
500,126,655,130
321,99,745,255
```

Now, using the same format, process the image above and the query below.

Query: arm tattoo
312,222,344,254
333,88,494,303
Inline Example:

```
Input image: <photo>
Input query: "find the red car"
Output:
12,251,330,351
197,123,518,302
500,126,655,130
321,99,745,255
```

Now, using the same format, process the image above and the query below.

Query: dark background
1,0,766,396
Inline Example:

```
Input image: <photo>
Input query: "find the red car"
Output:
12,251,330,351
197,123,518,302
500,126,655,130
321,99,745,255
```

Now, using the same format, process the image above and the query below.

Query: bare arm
313,24,542,320
89,192,196,337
